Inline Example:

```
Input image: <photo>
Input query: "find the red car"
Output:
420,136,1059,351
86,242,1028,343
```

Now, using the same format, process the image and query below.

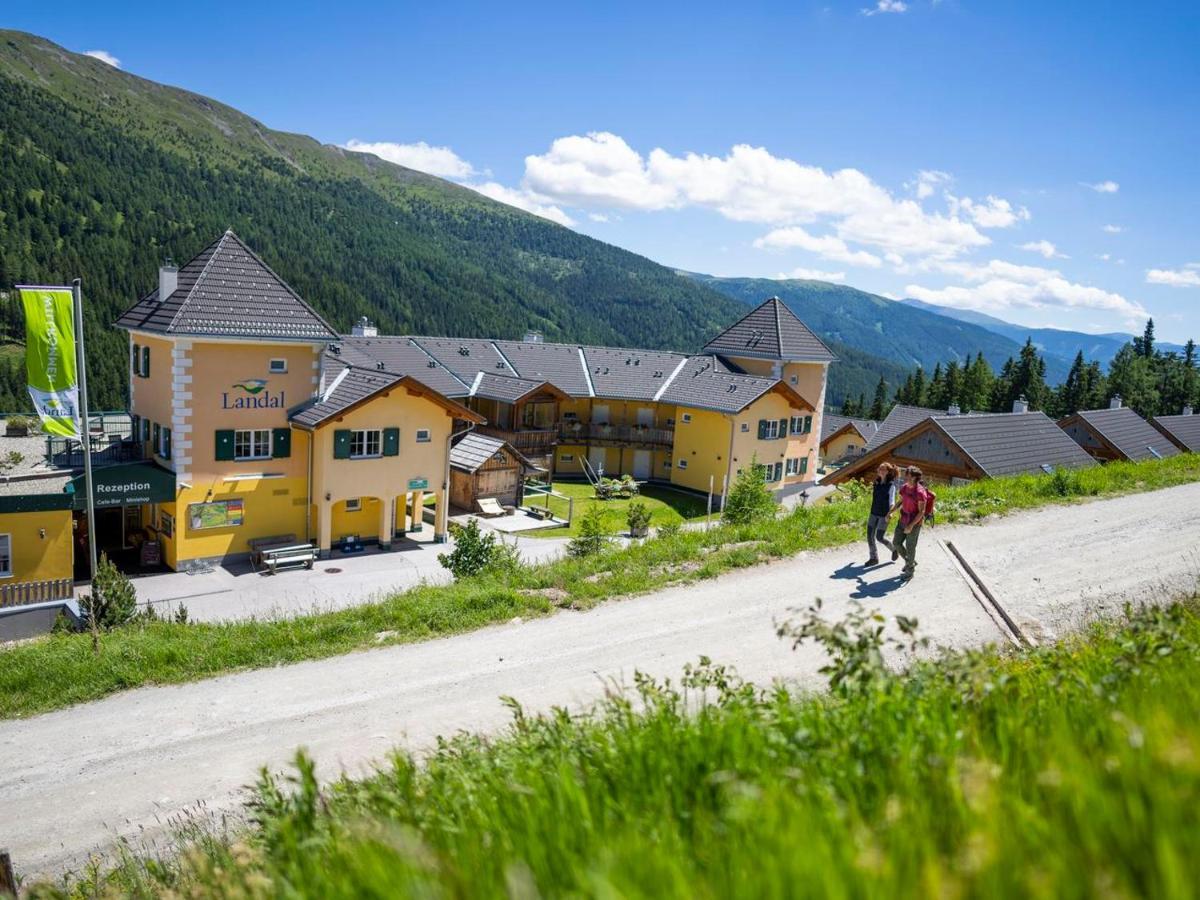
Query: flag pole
71,277,99,581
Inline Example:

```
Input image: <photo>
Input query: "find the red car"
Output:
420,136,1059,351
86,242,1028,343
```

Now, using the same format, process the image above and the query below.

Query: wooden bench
249,534,299,571
260,543,319,574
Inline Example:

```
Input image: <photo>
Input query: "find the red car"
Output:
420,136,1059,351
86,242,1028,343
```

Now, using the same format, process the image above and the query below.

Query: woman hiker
889,465,930,581
865,462,899,566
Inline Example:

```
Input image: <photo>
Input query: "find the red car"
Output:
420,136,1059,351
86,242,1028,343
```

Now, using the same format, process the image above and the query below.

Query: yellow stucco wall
0,509,74,585
822,430,866,464
670,407,732,494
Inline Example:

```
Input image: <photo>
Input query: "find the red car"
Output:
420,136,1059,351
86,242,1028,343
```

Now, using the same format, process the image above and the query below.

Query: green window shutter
215,429,235,461
142,418,151,442
778,418,789,440
162,427,172,460
333,429,352,459
804,415,813,434
800,456,809,474
383,427,400,456
152,423,161,453
132,344,140,377
757,420,768,439
142,345,150,378
272,428,292,459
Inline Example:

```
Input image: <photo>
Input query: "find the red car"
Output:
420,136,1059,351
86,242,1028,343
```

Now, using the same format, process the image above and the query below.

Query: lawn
2,454,1200,720
521,480,710,538
39,599,1200,898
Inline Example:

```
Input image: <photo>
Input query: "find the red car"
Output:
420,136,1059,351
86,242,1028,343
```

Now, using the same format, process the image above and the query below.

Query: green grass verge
2,454,1199,721
34,598,1200,898
521,480,709,537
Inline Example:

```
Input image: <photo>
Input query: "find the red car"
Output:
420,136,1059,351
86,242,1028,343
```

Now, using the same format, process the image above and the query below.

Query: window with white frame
680,413,693,424
741,423,749,432
790,415,813,435
786,458,800,476
234,429,272,460
677,459,688,469
269,358,288,374
0,534,10,576
762,419,782,439
415,428,431,443
350,429,382,458
345,498,362,512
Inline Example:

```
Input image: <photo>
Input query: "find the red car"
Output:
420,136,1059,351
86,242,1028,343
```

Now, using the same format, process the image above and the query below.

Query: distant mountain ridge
685,273,1071,385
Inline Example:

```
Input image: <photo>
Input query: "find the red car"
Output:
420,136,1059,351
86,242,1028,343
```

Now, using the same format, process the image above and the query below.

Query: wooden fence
0,578,74,609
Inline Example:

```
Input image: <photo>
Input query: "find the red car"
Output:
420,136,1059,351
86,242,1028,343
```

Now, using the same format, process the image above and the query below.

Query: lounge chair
477,497,506,517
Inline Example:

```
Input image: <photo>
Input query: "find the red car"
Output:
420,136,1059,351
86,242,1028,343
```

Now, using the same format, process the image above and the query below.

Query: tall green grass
36,600,1200,898
2,454,1199,720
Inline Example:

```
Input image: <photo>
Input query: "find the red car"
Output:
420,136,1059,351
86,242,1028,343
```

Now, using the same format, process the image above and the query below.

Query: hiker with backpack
889,465,934,581
865,462,899,566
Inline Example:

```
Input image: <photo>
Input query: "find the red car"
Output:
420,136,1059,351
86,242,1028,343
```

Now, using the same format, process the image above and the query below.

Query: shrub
568,507,611,557
722,457,776,525
80,553,138,630
626,501,652,535
438,518,498,580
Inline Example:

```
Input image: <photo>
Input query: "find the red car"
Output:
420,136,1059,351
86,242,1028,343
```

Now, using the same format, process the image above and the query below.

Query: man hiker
889,465,929,581
865,462,898,566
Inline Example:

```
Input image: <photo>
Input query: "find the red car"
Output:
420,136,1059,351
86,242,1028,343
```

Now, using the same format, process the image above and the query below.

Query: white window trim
763,420,781,440
0,533,11,578
350,429,383,459
269,358,288,374
786,458,800,476
677,459,688,469
345,498,362,512
415,428,432,443
234,428,272,461
680,413,693,424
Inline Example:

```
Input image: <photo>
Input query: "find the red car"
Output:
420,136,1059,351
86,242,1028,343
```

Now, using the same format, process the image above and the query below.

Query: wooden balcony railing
558,423,675,448
475,426,559,455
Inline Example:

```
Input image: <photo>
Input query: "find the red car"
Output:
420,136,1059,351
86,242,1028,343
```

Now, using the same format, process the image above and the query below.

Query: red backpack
923,486,937,526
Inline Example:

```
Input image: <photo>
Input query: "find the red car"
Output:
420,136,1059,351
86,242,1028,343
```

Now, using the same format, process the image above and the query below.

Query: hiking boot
891,546,900,562
900,570,914,582
866,557,879,566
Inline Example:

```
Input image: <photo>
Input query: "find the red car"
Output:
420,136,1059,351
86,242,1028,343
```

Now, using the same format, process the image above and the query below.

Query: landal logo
222,378,284,409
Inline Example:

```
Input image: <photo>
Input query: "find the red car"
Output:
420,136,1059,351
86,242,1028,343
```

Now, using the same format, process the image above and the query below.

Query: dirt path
3,483,1198,879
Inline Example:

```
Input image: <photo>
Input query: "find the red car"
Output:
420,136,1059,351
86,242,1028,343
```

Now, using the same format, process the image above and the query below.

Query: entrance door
588,446,607,477
632,450,652,480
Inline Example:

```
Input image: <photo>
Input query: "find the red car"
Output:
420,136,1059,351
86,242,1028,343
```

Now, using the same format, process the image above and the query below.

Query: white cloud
1146,268,1200,288
523,132,677,210
949,194,1030,229
862,0,908,15
341,140,478,179
1102,224,1124,233
907,260,1145,318
1020,239,1066,260
588,212,611,223
1083,180,1120,193
84,49,120,68
754,226,882,267
909,169,951,200
468,182,575,227
778,267,847,282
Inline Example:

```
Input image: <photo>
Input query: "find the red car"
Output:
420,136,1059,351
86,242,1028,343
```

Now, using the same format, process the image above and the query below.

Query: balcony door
636,407,654,427
632,450,652,480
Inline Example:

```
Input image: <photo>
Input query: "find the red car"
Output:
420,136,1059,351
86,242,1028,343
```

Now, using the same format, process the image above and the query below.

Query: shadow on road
830,562,905,599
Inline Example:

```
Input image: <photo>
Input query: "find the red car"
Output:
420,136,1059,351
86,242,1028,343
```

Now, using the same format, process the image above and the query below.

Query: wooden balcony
557,422,674,448
475,426,559,456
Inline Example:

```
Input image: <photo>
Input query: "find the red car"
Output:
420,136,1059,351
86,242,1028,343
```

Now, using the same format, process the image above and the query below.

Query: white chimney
1012,395,1029,414
947,403,961,416
1184,405,1194,416
523,330,543,344
1109,394,1123,410
351,316,377,337
158,260,178,302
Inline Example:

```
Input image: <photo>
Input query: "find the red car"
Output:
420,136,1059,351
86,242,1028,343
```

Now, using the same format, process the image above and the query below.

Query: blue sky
7,0,1200,340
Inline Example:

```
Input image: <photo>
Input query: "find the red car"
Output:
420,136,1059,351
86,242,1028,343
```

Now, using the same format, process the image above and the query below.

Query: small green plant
568,506,611,557
722,456,776,525
626,501,652,537
79,553,138,630
656,521,682,539
174,603,190,625
438,518,498,580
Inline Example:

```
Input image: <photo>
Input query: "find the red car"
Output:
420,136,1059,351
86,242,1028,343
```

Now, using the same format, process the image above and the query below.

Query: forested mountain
900,298,1186,367
0,30,747,409
686,273,1071,384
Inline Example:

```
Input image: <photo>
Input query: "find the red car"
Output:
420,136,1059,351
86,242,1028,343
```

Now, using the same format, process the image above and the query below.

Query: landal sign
222,378,285,410
18,286,80,438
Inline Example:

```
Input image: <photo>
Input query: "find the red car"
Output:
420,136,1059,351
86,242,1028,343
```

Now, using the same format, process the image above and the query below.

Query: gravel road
3,482,1199,879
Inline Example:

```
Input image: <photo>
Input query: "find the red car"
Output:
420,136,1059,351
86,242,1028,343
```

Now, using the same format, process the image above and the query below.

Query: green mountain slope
0,30,746,409
687,273,1072,385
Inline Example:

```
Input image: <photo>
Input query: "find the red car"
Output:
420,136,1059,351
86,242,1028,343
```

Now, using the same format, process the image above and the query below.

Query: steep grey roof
412,337,516,382
449,432,540,473
333,337,470,397
290,366,404,427
821,414,879,443
1152,414,1200,453
492,340,593,395
1071,407,1180,461
116,231,338,341
702,297,836,363
582,346,686,401
659,355,782,414
936,412,1097,477
864,405,943,454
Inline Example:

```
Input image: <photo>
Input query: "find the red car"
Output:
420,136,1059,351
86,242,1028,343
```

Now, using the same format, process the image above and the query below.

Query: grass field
35,598,1200,898
521,480,709,537
2,454,1200,720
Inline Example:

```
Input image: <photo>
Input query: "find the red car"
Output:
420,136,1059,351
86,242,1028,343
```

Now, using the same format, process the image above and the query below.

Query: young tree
869,377,889,421
568,507,612,557
961,353,995,412
438,518,498,579
722,457,776,526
